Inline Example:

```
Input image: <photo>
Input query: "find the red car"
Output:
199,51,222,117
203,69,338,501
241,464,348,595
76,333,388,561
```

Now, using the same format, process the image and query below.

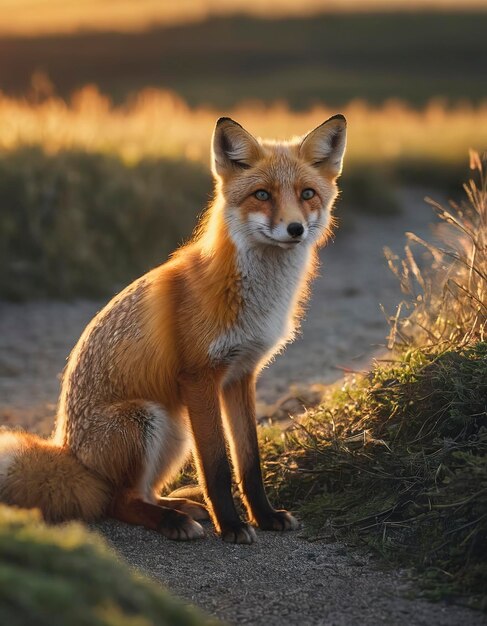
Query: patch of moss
0,505,220,626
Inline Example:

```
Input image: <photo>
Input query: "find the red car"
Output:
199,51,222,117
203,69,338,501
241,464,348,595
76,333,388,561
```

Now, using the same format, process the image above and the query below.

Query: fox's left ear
212,117,263,178
299,114,347,178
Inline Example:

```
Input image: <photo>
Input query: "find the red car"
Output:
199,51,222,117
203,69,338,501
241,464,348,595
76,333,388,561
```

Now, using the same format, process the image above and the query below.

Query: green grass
0,505,219,626
1,12,486,108
263,344,487,609
0,147,211,299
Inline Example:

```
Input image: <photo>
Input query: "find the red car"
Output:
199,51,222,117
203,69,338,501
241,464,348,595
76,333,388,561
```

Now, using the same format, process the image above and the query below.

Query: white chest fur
208,243,311,381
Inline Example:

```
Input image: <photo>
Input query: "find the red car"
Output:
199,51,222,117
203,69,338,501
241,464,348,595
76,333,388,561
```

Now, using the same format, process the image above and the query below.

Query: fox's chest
208,300,290,365
207,247,309,378
207,307,290,382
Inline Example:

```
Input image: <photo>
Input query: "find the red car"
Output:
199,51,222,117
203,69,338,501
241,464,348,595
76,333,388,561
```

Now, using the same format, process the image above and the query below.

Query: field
1,12,486,108
4,1,487,36
2,88,486,171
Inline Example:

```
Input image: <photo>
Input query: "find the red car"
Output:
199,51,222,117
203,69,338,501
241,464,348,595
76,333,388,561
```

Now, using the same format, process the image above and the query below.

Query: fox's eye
254,190,270,201
301,188,315,200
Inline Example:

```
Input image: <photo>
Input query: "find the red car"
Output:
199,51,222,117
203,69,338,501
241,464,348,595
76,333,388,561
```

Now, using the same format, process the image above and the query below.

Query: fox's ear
299,114,347,178
212,117,262,178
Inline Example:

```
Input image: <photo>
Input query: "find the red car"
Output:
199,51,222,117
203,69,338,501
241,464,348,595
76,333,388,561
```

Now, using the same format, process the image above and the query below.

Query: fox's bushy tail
0,430,110,523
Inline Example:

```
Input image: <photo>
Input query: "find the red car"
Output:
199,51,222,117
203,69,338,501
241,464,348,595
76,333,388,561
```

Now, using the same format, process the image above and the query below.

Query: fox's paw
221,522,257,545
258,509,300,532
158,509,205,541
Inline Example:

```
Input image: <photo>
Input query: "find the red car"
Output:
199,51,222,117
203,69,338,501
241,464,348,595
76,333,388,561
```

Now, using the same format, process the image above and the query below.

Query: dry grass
386,151,487,349
1,87,486,170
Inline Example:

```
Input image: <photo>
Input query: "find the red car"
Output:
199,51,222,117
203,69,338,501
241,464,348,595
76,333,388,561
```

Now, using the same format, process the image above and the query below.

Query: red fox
0,115,346,543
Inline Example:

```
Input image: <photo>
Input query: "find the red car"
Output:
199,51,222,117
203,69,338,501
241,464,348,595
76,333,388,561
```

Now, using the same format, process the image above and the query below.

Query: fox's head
211,116,346,250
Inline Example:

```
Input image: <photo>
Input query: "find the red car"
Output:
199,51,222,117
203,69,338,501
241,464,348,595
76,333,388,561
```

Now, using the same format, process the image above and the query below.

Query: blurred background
0,0,486,299
0,0,486,431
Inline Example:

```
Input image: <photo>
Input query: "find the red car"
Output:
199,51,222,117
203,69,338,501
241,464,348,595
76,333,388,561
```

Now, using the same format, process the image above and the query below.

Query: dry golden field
1,87,486,168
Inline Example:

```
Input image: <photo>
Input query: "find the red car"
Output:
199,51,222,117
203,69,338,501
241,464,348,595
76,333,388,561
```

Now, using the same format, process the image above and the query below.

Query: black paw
158,509,205,541
257,509,300,531
221,521,257,544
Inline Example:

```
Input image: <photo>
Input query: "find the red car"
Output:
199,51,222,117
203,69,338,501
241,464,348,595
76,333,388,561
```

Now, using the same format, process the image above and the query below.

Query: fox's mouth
259,231,302,247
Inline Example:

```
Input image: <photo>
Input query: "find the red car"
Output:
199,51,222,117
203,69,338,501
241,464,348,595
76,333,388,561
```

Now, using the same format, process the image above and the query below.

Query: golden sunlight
1,87,485,167
1,0,486,35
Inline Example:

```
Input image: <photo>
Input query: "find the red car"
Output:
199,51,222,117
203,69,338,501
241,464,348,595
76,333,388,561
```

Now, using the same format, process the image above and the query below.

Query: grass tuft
264,344,487,608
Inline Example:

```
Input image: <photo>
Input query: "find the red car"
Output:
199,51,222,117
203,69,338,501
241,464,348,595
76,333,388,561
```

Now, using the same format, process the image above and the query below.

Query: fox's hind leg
111,489,205,540
73,400,204,539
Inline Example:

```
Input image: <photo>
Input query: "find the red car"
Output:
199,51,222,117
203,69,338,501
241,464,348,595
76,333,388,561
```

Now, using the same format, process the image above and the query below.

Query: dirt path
1,188,484,625
97,520,484,626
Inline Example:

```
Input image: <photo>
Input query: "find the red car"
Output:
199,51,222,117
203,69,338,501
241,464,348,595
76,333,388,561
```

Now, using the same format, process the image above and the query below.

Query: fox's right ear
212,117,262,178
300,114,347,178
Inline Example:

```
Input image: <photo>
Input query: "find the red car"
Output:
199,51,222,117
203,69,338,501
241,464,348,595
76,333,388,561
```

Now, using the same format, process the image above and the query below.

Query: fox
0,115,346,543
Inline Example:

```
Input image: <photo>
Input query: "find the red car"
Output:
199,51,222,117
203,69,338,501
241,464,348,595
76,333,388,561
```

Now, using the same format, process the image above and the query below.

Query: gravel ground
96,520,486,626
2,188,485,625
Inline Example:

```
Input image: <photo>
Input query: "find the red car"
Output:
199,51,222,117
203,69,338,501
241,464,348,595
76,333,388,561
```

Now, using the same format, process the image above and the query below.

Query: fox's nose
287,222,304,238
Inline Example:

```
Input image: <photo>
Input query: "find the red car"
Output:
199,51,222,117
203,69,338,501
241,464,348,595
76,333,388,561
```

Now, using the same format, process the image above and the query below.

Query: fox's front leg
181,370,257,544
221,373,300,532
